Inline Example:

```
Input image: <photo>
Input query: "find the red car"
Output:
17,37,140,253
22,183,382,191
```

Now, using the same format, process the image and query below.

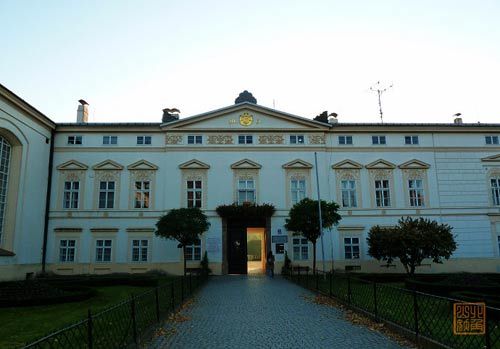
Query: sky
1,0,499,124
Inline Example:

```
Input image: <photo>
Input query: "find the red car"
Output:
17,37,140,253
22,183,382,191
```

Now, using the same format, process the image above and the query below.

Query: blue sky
1,0,499,123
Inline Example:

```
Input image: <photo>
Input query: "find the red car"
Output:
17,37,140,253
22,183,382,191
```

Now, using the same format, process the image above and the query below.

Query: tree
155,208,210,276
367,217,457,277
285,198,341,274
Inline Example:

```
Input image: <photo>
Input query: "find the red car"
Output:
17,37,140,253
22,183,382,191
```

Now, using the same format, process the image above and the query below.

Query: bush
282,251,291,275
200,251,212,276
40,273,159,287
405,273,500,296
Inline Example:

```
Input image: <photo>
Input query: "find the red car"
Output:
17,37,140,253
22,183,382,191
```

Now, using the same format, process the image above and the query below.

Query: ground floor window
131,239,148,262
184,239,201,261
95,239,112,262
59,239,76,262
344,237,360,259
292,237,309,260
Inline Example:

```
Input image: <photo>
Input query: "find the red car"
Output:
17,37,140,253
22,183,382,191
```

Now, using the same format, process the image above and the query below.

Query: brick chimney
77,99,89,123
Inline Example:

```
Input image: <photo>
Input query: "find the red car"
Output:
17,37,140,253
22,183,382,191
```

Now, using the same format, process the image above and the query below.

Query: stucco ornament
403,169,425,180
64,171,84,182
259,135,284,144
165,135,182,145
308,134,326,144
96,170,120,181
208,135,234,144
336,169,360,181
131,170,153,182
369,169,393,180
239,112,253,126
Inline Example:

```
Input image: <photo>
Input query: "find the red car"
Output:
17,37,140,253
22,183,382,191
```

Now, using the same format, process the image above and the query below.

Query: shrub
282,251,291,275
200,251,212,276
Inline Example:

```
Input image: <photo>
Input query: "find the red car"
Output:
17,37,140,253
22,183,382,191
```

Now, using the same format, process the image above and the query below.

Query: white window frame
404,135,419,145
95,239,112,262
408,179,425,207
290,179,306,205
131,239,149,262
375,179,391,207
237,179,255,204
59,239,76,262
63,181,80,209
0,136,10,244
187,180,202,208
339,135,353,145
372,135,386,145
344,237,360,259
134,181,150,209
292,237,309,260
187,135,203,145
103,135,118,145
67,135,82,145
98,181,115,209
184,239,201,261
486,136,499,145
238,135,253,144
491,178,500,206
341,180,357,208
290,135,305,144
136,136,152,145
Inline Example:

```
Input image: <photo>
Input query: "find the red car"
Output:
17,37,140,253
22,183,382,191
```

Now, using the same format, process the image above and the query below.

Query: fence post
131,294,138,347
171,283,175,311
155,287,160,323
189,273,192,295
315,271,319,292
298,267,301,285
373,282,378,321
347,274,352,304
329,272,333,298
181,276,185,302
412,289,419,344
306,269,309,289
485,308,491,349
87,309,93,349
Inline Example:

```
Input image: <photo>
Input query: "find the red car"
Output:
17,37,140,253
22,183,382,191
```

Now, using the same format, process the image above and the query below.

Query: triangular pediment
127,160,158,170
282,159,313,169
481,154,500,162
92,159,124,170
365,159,396,169
230,158,262,169
56,160,88,171
332,159,363,170
398,159,430,169
161,103,330,131
179,159,210,169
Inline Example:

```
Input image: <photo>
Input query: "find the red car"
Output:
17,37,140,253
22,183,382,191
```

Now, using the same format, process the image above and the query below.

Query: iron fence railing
23,273,207,349
285,268,500,349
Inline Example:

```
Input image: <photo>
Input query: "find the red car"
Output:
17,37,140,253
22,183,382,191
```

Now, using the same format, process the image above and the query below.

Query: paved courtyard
151,275,409,349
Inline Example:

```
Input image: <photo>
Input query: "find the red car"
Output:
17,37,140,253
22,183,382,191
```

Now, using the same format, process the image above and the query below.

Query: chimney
77,99,89,123
454,117,463,124
162,108,180,123
328,112,338,124
314,111,329,123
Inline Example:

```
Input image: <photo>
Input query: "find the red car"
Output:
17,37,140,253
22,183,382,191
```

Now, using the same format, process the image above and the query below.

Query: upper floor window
491,178,500,206
408,179,425,207
134,181,150,209
95,239,112,262
292,238,309,260
485,136,499,145
344,237,360,259
67,135,82,145
0,136,11,243
59,239,76,262
290,135,305,144
372,136,386,145
131,239,148,262
98,181,115,209
375,180,391,207
103,136,118,145
290,179,306,205
63,181,80,209
187,135,203,145
137,136,152,145
238,135,253,144
238,179,255,204
404,135,419,145
184,239,201,261
338,135,353,145
187,180,202,208
341,180,357,208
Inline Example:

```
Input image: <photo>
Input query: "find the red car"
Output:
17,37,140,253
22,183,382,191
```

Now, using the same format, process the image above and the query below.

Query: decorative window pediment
179,159,210,169
365,159,396,169
332,159,363,170
230,159,262,169
398,159,430,169
482,154,500,162
57,160,88,171
282,159,313,169
92,160,124,171
127,160,158,170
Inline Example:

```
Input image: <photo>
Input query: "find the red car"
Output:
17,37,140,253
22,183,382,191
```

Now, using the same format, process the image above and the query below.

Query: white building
1,87,500,280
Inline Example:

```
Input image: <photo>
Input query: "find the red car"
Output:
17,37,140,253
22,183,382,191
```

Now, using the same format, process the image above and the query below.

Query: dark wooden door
227,221,247,274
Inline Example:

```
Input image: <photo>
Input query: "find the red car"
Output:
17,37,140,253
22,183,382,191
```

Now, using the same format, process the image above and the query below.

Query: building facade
1,86,500,280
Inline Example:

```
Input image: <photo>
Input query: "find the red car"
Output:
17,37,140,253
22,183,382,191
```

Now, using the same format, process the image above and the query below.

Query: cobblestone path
151,275,408,349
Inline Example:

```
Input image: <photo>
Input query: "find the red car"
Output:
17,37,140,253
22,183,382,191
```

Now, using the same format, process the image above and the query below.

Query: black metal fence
285,268,500,349
23,273,207,349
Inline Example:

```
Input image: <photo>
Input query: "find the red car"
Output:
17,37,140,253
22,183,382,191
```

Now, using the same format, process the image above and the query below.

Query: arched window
0,135,11,245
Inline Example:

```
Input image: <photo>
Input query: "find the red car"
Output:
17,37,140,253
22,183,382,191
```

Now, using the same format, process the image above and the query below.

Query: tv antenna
369,81,393,123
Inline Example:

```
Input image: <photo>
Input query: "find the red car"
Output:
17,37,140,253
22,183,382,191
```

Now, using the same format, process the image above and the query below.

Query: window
137,136,152,145
404,136,419,145
0,136,11,243
187,135,203,144
103,136,118,145
341,180,357,208
408,179,425,207
372,136,386,145
59,239,76,262
238,179,255,204
184,239,201,261
290,135,305,144
492,178,500,206
67,135,82,145
63,181,79,209
131,239,148,262
290,179,306,205
134,181,150,208
339,136,353,145
344,237,360,259
187,180,202,208
98,181,115,209
95,239,112,262
292,238,309,260
486,136,499,145
238,135,253,144
375,180,391,207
